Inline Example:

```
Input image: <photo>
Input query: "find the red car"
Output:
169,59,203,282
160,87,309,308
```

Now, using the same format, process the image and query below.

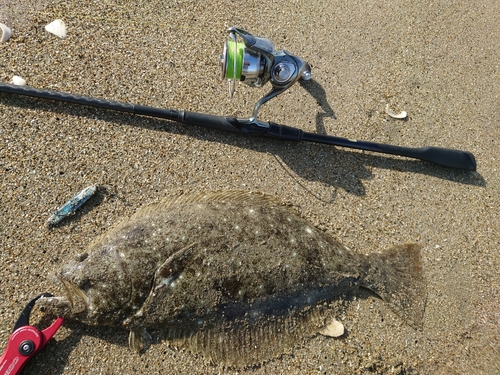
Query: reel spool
220,27,311,121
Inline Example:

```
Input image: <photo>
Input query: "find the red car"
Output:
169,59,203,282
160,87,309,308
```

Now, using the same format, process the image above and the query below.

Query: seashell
45,19,66,39
0,23,11,42
10,75,27,86
319,318,345,337
385,104,407,119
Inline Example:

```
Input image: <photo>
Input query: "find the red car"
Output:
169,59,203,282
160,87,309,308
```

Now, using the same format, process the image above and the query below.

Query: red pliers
0,293,63,375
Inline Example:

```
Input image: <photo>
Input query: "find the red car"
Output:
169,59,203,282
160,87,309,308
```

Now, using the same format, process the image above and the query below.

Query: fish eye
77,276,91,290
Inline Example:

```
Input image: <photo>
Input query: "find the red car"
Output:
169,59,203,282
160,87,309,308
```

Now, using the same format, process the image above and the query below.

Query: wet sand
1,0,499,373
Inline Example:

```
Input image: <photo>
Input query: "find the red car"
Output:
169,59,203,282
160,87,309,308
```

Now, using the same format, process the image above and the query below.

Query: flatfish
38,190,426,366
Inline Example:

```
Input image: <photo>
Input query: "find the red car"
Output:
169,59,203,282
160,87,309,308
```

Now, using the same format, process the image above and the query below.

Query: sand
1,0,499,373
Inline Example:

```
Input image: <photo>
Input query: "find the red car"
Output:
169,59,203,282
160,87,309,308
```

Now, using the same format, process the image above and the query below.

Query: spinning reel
220,27,311,122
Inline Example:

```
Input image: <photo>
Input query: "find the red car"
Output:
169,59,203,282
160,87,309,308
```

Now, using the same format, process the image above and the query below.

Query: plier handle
0,293,63,375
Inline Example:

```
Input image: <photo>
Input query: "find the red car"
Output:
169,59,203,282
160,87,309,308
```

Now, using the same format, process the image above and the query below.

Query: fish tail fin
362,244,426,329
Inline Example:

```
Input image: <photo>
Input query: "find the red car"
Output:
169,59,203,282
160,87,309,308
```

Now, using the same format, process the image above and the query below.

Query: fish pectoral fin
128,328,152,353
319,318,344,338
154,242,198,288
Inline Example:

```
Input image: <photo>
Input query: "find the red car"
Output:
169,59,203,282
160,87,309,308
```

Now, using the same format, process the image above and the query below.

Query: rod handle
413,146,476,171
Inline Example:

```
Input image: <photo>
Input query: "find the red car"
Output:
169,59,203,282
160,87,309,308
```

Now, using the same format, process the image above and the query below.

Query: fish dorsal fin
88,190,283,248
131,190,283,219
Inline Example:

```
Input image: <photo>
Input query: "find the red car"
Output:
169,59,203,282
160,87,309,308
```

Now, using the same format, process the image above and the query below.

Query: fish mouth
59,277,91,314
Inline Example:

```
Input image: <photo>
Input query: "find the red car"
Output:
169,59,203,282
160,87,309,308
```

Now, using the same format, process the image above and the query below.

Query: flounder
38,190,426,366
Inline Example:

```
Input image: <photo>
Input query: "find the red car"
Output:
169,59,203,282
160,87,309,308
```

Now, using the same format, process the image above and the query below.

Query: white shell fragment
10,75,27,86
45,19,66,39
319,318,345,338
385,104,407,119
0,23,11,42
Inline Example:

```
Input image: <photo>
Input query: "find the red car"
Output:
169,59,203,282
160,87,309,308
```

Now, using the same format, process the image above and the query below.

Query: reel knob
272,62,295,83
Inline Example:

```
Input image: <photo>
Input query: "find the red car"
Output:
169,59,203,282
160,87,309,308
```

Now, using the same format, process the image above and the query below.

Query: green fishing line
225,40,244,80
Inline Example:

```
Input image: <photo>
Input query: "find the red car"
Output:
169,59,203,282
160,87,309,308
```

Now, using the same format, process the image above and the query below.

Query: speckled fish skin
38,190,426,366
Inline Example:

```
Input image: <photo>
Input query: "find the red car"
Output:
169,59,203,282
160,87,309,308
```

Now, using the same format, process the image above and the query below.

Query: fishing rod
0,27,476,171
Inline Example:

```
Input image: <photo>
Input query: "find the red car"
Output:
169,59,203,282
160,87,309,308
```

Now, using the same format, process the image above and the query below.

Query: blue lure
47,185,97,226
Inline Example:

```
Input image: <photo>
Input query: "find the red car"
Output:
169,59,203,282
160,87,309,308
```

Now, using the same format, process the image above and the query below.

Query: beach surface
1,0,499,373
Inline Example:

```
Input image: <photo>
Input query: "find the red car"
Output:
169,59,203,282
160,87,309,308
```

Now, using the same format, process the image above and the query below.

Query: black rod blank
0,83,476,170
